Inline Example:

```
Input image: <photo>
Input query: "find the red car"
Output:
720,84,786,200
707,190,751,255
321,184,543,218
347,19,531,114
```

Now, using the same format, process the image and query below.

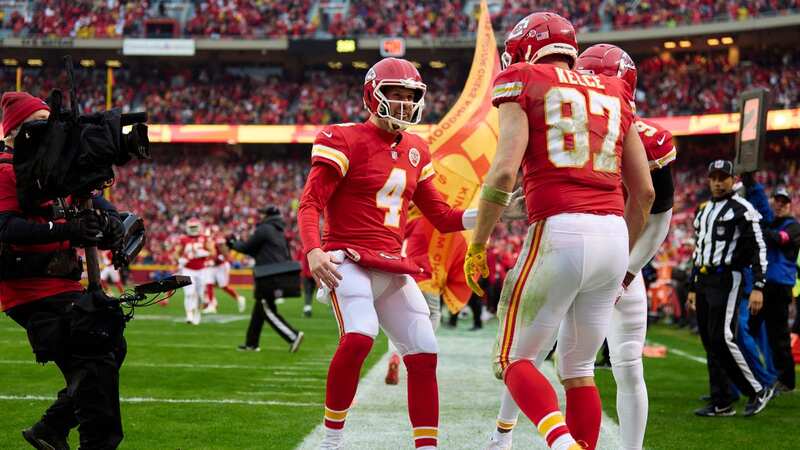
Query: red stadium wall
141,108,800,145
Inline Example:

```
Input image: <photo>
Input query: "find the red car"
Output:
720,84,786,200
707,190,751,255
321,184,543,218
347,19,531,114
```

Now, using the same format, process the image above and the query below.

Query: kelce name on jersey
554,67,606,90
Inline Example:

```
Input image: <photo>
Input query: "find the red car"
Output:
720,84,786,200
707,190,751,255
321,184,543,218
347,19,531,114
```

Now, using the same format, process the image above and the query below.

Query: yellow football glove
464,242,489,297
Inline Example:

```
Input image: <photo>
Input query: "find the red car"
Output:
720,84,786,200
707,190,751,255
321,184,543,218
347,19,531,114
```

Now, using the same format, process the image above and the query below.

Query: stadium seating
1,65,463,124
637,50,800,116
2,47,797,123
1,0,798,38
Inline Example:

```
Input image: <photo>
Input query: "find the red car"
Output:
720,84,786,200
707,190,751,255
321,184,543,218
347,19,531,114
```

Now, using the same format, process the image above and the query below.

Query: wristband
480,184,512,206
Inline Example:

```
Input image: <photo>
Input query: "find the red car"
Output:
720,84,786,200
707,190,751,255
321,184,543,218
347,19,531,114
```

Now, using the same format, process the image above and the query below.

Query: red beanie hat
1,92,51,138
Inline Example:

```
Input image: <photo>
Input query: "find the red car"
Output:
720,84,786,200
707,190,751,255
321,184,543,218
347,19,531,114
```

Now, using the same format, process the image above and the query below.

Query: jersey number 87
545,87,622,173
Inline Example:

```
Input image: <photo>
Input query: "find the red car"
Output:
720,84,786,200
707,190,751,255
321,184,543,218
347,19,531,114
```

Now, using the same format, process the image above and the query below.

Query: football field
0,289,797,449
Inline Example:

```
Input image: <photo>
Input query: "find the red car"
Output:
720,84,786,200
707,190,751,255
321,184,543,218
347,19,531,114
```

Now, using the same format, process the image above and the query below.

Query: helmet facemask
186,221,201,236
373,80,426,131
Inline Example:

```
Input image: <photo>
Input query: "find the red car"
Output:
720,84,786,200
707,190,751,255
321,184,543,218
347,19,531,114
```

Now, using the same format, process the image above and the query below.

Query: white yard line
649,341,707,364
297,328,621,450
0,394,316,407
0,360,268,370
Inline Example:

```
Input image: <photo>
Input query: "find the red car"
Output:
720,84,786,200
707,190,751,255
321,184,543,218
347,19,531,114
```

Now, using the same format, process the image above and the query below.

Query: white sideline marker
296,328,621,450
0,394,316,407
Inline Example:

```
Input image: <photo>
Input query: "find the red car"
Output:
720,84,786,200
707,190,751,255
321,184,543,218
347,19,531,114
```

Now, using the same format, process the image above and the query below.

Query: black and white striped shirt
692,192,768,289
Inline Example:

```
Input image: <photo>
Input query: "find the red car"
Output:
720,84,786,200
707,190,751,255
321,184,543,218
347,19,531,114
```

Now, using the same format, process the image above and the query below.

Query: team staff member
688,160,773,417
750,186,800,392
230,205,304,352
0,92,126,449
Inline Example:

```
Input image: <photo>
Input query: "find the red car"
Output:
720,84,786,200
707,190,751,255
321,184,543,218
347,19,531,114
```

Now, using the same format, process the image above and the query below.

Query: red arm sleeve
298,163,342,254
412,179,465,233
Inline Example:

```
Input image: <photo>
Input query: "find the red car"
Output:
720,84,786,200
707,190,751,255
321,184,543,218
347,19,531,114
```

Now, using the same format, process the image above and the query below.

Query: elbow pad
462,209,478,230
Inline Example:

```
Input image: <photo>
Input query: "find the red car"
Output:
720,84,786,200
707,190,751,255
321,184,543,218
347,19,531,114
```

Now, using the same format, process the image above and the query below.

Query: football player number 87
376,168,407,228
545,87,622,172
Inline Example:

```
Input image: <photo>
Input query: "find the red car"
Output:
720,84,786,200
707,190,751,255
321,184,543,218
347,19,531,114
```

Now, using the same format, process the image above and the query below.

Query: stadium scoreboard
380,38,406,57
734,88,769,174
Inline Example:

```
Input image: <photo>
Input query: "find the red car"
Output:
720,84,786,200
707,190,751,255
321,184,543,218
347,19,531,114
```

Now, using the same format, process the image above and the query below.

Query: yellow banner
422,0,500,314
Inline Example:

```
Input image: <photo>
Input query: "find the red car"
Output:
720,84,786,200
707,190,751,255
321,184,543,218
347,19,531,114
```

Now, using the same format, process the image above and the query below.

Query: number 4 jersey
492,63,635,224
298,120,469,274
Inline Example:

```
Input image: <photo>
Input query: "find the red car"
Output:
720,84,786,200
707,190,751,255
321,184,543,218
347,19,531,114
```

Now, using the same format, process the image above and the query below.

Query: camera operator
228,205,304,353
0,92,126,449
749,185,800,393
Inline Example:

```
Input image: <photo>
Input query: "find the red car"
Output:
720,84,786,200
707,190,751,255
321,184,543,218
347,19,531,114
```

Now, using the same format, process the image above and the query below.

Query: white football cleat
318,437,344,449
237,296,246,313
485,431,513,450
290,331,305,353
190,309,201,325
202,304,218,314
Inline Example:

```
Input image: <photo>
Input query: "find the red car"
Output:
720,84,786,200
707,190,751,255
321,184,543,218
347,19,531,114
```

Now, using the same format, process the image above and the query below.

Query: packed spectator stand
1,46,797,122
1,0,798,38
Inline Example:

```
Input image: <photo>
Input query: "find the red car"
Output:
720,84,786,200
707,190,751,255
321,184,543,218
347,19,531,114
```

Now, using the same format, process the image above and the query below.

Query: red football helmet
363,57,427,131
575,44,637,94
501,12,578,69
186,218,202,237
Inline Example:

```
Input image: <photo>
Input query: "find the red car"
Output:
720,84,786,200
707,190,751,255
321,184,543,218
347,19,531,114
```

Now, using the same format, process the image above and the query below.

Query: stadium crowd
0,65,463,125
637,50,800,116
1,48,797,123
1,0,798,38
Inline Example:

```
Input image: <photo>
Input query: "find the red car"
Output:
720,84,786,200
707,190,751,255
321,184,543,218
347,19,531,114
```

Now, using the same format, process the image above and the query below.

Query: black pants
245,277,300,347
696,270,762,406
6,292,127,449
750,282,796,390
448,292,483,329
302,276,316,307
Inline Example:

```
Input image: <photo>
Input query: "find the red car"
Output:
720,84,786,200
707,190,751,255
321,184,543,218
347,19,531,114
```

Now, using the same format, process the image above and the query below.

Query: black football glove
55,212,102,247
99,215,125,250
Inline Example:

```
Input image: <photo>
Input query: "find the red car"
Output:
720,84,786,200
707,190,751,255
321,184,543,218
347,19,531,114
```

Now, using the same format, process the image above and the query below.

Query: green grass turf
0,292,798,449
595,323,800,450
0,289,386,450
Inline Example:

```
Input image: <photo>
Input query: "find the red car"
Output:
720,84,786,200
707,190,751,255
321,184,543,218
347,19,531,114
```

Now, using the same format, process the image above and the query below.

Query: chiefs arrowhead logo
409,148,420,167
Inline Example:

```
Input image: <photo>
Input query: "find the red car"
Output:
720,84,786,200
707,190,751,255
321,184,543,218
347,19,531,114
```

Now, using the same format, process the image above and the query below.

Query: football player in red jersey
298,57,477,450
488,44,676,450
464,13,654,450
100,250,125,295
174,218,216,324
203,231,247,314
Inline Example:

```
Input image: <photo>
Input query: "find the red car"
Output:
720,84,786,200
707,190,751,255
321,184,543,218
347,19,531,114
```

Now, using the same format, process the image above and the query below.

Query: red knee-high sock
324,333,374,429
504,360,575,449
565,386,601,450
404,353,439,448
222,285,240,300
204,284,216,306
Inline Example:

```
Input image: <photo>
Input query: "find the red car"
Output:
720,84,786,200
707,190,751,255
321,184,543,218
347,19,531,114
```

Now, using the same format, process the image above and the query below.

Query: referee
688,160,773,417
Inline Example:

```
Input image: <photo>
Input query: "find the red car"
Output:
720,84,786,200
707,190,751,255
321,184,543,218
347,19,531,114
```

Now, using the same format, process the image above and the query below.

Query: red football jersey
213,236,228,266
634,116,677,171
492,63,635,224
179,235,211,270
310,120,436,254
300,120,464,265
